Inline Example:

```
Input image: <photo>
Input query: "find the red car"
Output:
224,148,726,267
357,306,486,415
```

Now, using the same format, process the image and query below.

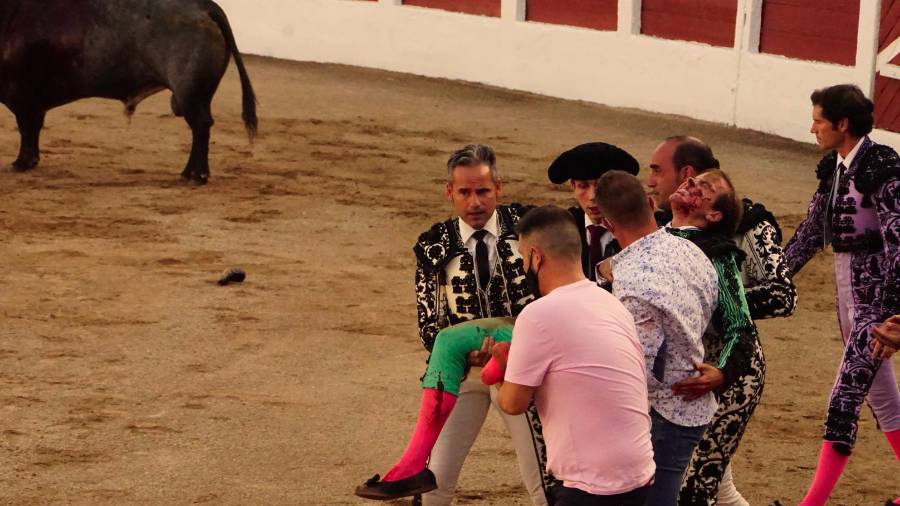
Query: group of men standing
376,83,900,505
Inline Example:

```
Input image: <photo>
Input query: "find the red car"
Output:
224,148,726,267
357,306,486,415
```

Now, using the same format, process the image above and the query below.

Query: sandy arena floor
0,56,897,505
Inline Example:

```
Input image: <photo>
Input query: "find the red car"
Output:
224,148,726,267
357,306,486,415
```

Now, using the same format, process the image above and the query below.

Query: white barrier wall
216,0,900,150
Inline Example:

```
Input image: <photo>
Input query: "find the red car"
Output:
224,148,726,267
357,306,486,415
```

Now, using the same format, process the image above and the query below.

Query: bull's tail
207,1,258,140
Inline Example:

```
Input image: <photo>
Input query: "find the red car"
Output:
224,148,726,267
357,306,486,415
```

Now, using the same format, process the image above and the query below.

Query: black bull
0,0,257,184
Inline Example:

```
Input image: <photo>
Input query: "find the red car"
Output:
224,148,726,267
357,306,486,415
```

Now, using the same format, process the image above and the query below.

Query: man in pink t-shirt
491,205,655,506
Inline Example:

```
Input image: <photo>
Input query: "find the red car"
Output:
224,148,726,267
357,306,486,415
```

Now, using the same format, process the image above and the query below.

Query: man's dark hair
594,170,654,228
515,206,582,261
704,169,743,237
667,135,719,173
446,144,499,183
810,84,874,138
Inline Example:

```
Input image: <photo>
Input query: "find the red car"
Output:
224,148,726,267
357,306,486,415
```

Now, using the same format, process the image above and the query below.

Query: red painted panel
880,0,900,50
764,0,858,11
875,75,900,132
641,0,737,47
402,0,500,17
877,1,900,132
526,0,618,31
881,0,900,64
759,0,859,65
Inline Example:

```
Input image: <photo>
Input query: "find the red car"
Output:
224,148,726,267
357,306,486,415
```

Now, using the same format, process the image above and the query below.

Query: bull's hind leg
166,25,228,184
180,101,213,184
13,110,46,171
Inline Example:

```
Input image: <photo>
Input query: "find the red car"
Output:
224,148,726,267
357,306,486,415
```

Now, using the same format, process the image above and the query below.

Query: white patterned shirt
611,228,719,427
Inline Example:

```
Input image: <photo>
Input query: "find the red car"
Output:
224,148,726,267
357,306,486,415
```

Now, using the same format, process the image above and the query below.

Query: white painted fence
216,0,900,150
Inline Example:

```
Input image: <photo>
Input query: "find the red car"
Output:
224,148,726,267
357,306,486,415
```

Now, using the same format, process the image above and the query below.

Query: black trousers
552,484,649,506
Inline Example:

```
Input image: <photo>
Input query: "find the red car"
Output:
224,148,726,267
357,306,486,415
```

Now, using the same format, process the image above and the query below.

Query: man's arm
876,174,900,318
709,252,758,387
497,381,537,415
415,260,444,352
619,295,665,383
784,192,827,276
486,341,536,415
624,295,725,399
743,220,798,319
874,315,900,349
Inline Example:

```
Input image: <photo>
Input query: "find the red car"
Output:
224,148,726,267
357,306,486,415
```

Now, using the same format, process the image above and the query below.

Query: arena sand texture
1,57,897,505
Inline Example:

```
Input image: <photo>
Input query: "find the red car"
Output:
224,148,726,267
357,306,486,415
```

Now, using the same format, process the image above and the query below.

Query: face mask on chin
524,251,541,299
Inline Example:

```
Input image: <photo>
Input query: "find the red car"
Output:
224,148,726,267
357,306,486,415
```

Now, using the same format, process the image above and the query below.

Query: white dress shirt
831,136,866,207
458,210,499,278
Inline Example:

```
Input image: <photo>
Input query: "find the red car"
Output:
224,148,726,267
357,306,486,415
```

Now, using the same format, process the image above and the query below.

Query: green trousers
420,317,514,396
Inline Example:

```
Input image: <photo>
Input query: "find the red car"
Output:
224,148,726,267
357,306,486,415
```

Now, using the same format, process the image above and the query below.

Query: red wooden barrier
880,0,900,65
641,0,737,47
526,0,618,31
759,0,859,65
875,0,900,132
402,0,501,17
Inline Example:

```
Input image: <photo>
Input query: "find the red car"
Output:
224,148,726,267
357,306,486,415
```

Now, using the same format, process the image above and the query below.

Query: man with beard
493,205,656,506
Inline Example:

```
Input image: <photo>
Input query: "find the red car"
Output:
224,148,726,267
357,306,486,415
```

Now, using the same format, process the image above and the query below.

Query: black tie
472,230,491,290
824,162,847,247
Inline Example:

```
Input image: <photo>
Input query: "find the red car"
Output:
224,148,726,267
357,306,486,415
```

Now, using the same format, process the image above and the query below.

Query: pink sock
480,344,510,386
887,430,900,505
798,441,851,506
480,356,505,385
382,388,457,482
886,429,900,460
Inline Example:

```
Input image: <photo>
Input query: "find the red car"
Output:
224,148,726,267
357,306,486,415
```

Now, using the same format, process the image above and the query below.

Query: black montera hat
547,142,640,184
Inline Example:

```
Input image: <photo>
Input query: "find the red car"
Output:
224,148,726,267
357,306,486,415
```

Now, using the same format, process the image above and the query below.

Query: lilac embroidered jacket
784,137,900,325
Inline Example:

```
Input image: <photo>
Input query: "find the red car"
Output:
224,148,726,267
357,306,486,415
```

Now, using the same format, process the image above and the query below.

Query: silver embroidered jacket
413,204,535,351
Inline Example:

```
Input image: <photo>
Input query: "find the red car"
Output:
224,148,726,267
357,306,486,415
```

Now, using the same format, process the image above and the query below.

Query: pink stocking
886,429,900,459
798,441,851,506
382,388,457,482
481,356,505,385
480,344,510,386
886,430,900,505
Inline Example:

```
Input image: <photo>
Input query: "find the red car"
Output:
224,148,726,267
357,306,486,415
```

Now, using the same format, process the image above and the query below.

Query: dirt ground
0,56,897,505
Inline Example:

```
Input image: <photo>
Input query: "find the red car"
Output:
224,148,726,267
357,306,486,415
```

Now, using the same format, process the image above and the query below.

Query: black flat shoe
354,469,437,500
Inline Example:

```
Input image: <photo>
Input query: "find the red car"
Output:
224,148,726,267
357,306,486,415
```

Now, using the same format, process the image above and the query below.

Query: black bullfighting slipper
354,469,437,500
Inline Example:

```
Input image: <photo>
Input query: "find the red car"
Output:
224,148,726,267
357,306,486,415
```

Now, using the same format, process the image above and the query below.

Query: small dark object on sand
218,268,246,286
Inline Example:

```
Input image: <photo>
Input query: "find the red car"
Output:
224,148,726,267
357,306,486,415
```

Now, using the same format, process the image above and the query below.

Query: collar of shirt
664,222,701,231
458,209,499,244
837,136,866,170
459,210,501,277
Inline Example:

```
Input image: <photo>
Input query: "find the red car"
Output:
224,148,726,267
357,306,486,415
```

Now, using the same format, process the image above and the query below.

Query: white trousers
422,374,548,506
716,463,749,506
